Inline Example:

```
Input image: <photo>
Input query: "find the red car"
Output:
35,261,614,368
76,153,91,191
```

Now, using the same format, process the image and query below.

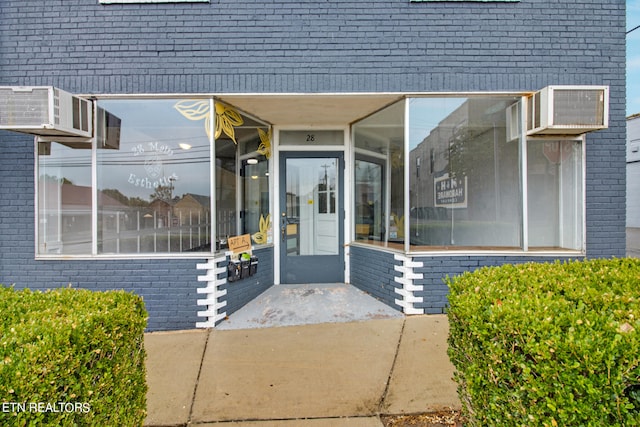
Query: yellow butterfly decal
257,128,272,159
251,214,272,245
214,103,243,144
174,100,244,144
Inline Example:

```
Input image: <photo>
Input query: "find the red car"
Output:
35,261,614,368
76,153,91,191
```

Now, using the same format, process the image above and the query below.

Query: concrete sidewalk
144,315,460,427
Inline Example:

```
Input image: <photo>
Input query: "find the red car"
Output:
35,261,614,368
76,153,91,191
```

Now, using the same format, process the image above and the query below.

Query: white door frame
272,125,351,284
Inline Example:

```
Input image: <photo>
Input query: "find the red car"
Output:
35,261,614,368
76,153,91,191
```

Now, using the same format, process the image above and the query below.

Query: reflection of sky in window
628,0,640,115
408,98,466,149
97,99,211,200
39,143,92,187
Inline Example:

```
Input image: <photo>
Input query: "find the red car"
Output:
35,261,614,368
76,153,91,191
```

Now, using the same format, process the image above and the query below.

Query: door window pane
285,157,339,256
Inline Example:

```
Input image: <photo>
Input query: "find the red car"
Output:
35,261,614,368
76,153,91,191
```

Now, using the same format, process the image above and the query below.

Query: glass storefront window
232,109,271,248
36,97,271,257
96,99,212,254
37,141,92,255
354,156,384,241
353,100,405,250
241,156,270,244
527,140,583,250
407,97,522,250
35,92,585,257
215,137,236,250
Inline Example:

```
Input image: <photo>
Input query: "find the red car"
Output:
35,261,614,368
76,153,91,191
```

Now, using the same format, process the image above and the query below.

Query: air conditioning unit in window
0,86,92,138
96,107,121,150
526,85,608,135
505,101,521,142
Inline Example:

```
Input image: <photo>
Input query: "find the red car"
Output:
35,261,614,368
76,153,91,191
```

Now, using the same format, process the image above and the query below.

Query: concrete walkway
144,315,460,426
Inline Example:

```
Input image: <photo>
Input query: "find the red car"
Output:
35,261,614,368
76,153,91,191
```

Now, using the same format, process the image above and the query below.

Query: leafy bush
0,286,148,426
447,258,640,427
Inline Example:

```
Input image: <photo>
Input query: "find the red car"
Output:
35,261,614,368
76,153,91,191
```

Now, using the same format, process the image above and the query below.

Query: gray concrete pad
197,417,384,427
190,318,404,423
217,283,402,330
382,315,460,414
144,329,208,426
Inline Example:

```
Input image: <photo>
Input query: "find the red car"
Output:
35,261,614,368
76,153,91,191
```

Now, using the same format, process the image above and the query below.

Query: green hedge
447,258,640,427
0,287,148,426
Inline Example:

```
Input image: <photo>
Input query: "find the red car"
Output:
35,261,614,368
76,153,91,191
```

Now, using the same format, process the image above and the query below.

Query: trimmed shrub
0,286,148,426
447,258,640,427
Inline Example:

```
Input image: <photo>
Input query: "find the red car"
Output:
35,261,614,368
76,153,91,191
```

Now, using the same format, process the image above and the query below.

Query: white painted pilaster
195,254,228,328
393,253,425,315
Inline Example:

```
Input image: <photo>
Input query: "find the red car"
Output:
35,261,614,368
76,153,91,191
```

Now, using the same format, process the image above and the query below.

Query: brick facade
0,0,626,330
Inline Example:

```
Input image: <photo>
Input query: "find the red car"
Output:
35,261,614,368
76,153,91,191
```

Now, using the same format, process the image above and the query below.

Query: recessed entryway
216,283,402,330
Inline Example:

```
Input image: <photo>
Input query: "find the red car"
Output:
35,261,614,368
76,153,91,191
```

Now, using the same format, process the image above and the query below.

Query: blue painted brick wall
0,1,625,95
351,248,582,314
411,255,579,314
0,131,275,331
218,247,273,321
350,246,403,311
0,0,627,329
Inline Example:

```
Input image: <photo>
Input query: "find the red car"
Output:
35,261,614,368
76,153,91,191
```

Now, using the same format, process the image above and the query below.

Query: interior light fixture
179,143,192,150
247,158,258,165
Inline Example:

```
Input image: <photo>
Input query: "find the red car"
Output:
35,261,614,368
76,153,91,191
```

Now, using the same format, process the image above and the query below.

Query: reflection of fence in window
216,209,235,247
99,209,212,253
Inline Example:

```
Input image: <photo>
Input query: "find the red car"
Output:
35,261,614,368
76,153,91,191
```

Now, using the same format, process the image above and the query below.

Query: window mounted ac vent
0,86,92,138
96,107,121,150
506,100,521,142
526,86,608,135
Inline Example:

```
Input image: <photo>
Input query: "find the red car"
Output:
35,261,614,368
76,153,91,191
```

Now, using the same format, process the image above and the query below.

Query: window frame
350,94,587,256
35,95,272,260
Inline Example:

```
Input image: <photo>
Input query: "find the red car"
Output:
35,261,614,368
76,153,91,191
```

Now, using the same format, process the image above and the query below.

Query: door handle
281,212,286,242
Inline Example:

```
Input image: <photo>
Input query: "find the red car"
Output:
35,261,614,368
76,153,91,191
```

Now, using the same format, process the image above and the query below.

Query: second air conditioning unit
0,86,92,138
526,85,609,135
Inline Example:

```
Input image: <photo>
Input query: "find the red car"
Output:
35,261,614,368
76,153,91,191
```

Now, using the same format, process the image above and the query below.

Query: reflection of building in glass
39,182,127,254
409,98,521,247
174,194,211,226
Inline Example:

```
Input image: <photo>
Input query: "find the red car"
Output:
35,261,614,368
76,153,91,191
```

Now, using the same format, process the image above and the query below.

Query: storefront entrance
279,151,344,283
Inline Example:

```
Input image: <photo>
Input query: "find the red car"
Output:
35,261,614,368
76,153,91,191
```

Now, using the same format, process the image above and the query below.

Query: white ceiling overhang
216,93,405,126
